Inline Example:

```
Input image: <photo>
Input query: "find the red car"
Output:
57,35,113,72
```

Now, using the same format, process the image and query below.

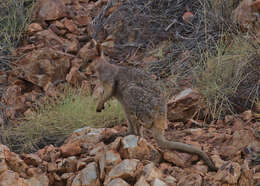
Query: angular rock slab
120,135,161,163
108,178,130,186
214,162,241,184
104,159,143,185
71,162,100,186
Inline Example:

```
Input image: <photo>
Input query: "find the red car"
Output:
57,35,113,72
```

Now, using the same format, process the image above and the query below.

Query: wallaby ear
91,39,104,58
99,45,105,59
92,39,98,48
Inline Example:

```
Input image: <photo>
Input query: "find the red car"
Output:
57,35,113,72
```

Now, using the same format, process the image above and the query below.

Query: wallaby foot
127,119,135,135
152,127,218,171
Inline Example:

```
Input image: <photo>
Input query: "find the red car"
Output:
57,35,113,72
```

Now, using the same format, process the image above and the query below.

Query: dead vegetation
0,0,34,71
92,0,238,72
91,0,259,118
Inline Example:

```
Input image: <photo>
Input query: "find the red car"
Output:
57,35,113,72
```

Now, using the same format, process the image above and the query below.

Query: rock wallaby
87,40,218,171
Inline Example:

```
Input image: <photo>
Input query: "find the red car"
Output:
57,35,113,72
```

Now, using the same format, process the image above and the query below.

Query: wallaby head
87,39,109,74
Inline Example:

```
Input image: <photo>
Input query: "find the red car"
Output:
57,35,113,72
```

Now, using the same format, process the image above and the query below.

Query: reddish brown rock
64,18,80,34
245,141,260,166
11,48,71,88
232,0,260,30
135,176,149,186
120,135,161,162
0,170,29,186
183,11,194,22
71,162,100,186
43,82,61,97
27,172,49,186
78,41,98,61
241,110,253,121
36,29,63,45
214,162,241,184
142,163,162,182
65,127,117,149
36,145,61,162
97,149,122,180
76,160,87,171
151,178,167,186
211,154,225,169
104,159,143,185
231,118,245,132
107,137,122,151
16,44,37,54
163,175,177,185
36,29,77,52
61,172,74,180
220,129,255,158
66,65,85,86
1,85,27,119
103,150,122,171
74,13,91,26
4,151,29,177
253,172,260,184
60,141,82,157
167,88,205,121
0,160,8,175
21,153,42,167
238,161,254,186
47,162,58,172
0,145,10,158
177,173,202,186
163,150,198,168
53,21,65,29
27,23,43,34
89,142,105,156
108,178,130,186
66,39,80,54
36,0,67,21
56,156,78,173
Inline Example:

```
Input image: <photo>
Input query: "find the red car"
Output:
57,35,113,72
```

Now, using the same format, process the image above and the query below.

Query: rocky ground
0,0,260,185
0,114,260,185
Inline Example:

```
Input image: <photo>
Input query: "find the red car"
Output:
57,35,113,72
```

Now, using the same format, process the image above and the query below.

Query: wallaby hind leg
126,119,135,135
121,109,135,135
127,115,142,137
113,111,142,137
152,118,218,171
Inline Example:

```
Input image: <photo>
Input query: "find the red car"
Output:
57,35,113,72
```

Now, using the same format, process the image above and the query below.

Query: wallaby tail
152,127,218,171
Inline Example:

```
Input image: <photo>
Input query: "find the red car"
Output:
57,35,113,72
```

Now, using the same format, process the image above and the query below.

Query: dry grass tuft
0,87,125,153
0,0,34,71
194,35,260,120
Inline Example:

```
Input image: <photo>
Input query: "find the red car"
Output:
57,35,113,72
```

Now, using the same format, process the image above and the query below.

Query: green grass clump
194,35,260,120
0,88,125,153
